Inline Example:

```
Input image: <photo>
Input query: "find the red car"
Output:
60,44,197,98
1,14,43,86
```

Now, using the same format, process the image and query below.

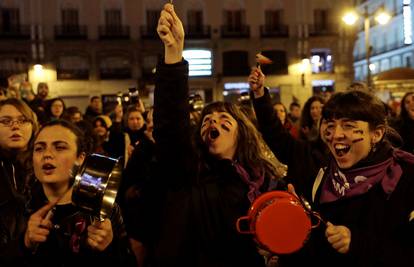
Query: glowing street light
342,7,392,90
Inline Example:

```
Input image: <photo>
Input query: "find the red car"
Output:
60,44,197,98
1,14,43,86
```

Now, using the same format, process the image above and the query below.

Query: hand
157,3,184,64
325,222,351,254
248,67,265,98
87,219,113,251
24,202,56,249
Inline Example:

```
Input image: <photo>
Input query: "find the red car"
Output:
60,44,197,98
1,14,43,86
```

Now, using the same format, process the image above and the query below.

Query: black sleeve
153,60,195,188
251,89,322,198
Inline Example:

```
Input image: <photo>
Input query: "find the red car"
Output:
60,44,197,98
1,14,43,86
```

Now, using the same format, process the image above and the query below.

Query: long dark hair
194,101,285,180
399,92,414,121
300,95,324,129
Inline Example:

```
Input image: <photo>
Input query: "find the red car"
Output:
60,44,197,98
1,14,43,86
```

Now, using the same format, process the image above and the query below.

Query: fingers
287,184,298,198
33,201,57,218
87,219,113,251
325,222,351,254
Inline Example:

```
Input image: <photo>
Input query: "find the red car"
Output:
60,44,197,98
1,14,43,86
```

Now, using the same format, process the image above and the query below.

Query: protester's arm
153,4,193,187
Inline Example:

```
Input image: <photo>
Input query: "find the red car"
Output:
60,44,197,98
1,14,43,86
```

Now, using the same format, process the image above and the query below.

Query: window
187,10,203,33
223,51,249,76
62,9,79,28
310,49,333,73
0,8,20,31
313,9,329,31
183,49,212,77
57,55,89,80
100,56,131,79
265,10,284,30
105,9,122,27
0,56,27,82
223,10,245,31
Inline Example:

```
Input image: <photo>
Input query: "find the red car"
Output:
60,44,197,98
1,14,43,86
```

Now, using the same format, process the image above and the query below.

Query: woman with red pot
135,4,287,267
248,66,414,267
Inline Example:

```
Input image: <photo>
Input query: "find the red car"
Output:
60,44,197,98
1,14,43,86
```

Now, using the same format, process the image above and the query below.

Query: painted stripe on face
351,129,365,144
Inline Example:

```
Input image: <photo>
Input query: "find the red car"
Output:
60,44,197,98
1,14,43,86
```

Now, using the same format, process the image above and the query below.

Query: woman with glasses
0,98,38,264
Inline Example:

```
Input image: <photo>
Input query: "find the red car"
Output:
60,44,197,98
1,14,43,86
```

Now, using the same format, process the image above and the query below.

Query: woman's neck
42,183,73,204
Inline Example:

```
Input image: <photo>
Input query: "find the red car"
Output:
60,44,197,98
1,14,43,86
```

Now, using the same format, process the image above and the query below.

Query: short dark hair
90,96,100,102
322,90,386,130
289,102,300,109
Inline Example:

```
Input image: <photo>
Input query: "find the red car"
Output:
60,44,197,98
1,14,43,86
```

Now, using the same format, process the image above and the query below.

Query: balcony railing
186,25,211,39
140,25,158,39
54,25,88,40
0,25,30,39
99,25,130,40
260,24,289,37
308,23,338,36
220,25,250,38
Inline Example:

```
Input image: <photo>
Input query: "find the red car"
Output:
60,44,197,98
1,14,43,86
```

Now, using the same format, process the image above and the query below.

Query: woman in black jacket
145,4,286,267
22,120,134,267
248,67,414,267
0,98,39,265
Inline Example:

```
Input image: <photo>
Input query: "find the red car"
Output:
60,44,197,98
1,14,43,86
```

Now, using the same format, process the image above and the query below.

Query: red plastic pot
236,191,318,254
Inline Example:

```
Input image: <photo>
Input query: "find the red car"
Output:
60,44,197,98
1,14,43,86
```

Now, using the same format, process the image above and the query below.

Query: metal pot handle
236,216,253,234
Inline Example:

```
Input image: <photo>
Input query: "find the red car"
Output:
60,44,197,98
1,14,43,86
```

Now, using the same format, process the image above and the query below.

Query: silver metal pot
71,153,123,220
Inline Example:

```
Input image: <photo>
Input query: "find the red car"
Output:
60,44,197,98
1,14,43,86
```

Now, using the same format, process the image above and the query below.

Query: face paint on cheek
221,124,230,132
351,129,365,143
322,127,333,142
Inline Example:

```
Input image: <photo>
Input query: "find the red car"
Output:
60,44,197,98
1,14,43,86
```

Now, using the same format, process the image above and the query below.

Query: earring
371,142,377,153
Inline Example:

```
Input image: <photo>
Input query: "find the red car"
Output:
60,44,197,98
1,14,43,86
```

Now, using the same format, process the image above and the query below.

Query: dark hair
90,96,100,102
322,90,386,130
300,95,324,129
93,116,109,129
46,97,66,118
399,92,414,121
34,120,88,156
289,102,300,109
322,90,402,145
195,101,285,180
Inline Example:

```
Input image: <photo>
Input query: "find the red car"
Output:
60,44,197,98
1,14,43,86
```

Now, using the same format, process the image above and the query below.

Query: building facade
0,0,355,110
353,0,414,99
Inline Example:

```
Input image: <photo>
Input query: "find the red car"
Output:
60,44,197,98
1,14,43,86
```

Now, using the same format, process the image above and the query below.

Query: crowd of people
0,3,413,267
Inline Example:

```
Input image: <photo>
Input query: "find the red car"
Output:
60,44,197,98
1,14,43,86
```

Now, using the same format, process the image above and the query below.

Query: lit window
183,49,212,77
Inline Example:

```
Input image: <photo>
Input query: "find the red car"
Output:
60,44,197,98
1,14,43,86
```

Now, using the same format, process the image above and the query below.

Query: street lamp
342,7,391,91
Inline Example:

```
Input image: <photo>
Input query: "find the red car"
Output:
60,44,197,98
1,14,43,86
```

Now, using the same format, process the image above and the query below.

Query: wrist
164,46,183,64
253,87,265,98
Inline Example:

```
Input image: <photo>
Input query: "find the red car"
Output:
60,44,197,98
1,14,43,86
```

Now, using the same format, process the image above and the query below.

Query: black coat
146,60,267,267
0,154,29,266
252,91,414,267
21,182,136,267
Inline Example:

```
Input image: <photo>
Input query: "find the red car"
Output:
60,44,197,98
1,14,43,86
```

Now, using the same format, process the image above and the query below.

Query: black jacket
21,182,136,267
0,153,29,266
147,60,267,267
252,90,414,267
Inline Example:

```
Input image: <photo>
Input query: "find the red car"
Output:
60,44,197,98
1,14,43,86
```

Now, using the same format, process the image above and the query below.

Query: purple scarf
233,162,265,203
320,149,414,203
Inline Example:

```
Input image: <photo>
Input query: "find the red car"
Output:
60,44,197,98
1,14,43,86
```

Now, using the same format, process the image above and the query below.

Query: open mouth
209,128,220,140
334,144,350,157
42,163,56,171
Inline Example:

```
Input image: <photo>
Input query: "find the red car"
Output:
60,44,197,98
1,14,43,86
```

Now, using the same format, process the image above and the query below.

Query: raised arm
153,4,193,187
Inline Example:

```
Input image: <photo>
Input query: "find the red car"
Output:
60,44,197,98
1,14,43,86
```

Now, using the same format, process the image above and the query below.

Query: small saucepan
236,191,323,254
71,153,123,221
